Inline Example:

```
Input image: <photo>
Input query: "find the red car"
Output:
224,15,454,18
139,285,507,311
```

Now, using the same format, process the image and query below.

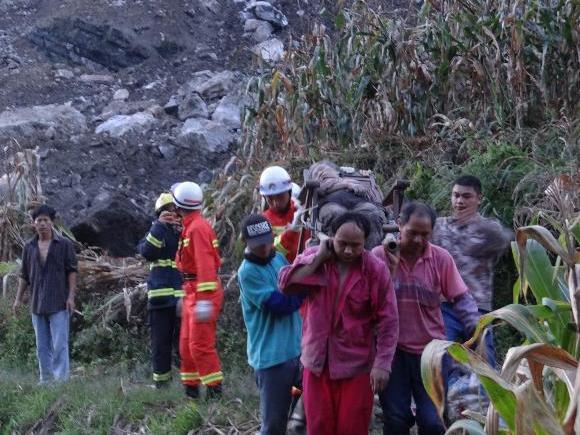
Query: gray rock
245,1,288,28
244,18,261,32
212,92,250,129
29,18,151,71
79,74,115,84
253,38,284,63
253,21,274,42
71,192,150,257
113,88,129,100
0,103,87,138
178,93,209,121
179,118,234,153
196,0,220,13
55,69,74,79
179,70,235,101
164,95,180,116
158,144,176,159
95,112,156,137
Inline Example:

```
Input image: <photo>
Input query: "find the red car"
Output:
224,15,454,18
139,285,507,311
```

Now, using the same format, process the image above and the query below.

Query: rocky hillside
0,0,373,255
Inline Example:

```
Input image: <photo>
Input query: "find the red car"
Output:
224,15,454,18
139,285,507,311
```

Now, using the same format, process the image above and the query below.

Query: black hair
399,201,437,229
31,204,56,221
331,212,371,238
454,175,482,195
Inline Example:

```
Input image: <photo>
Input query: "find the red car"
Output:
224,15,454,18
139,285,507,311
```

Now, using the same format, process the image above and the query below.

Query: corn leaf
466,304,552,347
445,419,486,435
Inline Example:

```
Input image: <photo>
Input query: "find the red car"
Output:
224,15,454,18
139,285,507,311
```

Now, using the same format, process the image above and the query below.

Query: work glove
194,300,213,322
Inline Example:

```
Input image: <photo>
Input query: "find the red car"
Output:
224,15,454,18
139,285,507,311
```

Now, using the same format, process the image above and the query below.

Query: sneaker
206,384,222,400
185,385,200,399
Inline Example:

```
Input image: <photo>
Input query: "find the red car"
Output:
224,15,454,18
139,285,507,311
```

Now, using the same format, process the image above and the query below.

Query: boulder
212,92,250,129
29,18,151,71
79,74,115,84
113,89,129,100
95,112,156,137
253,38,284,63
245,2,288,28
179,70,236,101
71,192,150,257
0,103,87,138
178,93,209,121
179,118,234,153
253,21,274,43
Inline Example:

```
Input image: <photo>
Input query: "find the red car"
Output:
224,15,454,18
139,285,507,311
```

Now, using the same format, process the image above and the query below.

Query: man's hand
370,367,390,393
159,211,179,225
66,294,76,314
12,299,21,316
315,238,335,263
289,206,305,231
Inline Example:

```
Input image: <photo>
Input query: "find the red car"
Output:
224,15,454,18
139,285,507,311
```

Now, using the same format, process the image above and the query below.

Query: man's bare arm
13,278,27,314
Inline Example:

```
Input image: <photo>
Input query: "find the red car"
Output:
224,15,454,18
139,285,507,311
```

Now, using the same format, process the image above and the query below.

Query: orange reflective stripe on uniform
197,281,218,292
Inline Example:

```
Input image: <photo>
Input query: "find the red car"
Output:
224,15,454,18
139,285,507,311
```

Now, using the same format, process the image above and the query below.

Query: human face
248,242,274,260
34,215,53,238
399,215,432,256
451,184,481,219
265,191,291,214
332,222,365,263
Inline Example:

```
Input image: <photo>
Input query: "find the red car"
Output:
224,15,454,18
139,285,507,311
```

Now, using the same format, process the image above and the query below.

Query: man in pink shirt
372,201,479,435
279,212,399,435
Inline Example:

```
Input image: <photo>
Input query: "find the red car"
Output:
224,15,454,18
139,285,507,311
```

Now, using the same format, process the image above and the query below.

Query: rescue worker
259,166,304,262
137,193,183,388
173,181,224,399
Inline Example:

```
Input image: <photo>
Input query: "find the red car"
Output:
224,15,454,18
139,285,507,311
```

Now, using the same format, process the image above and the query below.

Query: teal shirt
238,252,302,370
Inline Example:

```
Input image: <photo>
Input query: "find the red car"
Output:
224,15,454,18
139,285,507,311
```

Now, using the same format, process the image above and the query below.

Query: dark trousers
255,357,301,435
380,349,444,435
441,302,496,369
150,307,179,383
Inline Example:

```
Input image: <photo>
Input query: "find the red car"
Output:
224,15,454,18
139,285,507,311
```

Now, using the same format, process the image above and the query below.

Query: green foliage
0,299,36,369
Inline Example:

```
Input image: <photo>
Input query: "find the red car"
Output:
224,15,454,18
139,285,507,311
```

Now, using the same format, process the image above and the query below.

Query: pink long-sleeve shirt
279,247,399,380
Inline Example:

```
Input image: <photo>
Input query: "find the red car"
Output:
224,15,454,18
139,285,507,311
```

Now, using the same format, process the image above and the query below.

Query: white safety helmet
259,166,292,196
291,182,301,199
172,181,203,210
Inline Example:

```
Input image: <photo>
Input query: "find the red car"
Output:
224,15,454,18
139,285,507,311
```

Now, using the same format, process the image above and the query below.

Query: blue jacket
137,220,183,310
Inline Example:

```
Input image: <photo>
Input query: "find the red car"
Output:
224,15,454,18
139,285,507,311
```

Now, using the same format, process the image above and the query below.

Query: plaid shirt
432,214,512,311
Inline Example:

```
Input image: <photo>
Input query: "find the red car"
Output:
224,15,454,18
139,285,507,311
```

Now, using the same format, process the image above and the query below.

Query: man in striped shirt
13,204,77,383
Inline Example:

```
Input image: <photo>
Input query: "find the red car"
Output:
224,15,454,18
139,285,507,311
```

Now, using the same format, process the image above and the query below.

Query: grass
0,364,258,435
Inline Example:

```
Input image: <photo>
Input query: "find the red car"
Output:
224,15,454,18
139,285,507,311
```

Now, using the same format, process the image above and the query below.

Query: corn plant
421,212,579,433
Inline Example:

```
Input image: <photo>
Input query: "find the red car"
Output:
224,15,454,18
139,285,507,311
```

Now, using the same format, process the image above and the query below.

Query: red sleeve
278,247,327,294
192,224,219,294
372,261,399,373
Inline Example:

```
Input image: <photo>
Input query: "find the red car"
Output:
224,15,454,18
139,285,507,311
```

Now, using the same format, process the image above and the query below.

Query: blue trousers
441,302,496,369
380,349,445,435
31,310,70,383
255,357,301,435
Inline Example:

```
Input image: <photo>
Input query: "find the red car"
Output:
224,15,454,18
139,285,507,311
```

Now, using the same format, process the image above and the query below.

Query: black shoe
155,380,170,390
185,385,200,399
206,384,222,400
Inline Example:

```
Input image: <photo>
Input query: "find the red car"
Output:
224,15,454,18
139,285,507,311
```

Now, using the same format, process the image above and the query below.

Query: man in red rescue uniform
173,181,224,399
260,166,305,262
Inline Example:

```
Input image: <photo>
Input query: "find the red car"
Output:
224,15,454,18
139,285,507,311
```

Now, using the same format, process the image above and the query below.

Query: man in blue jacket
138,193,183,389
238,214,303,435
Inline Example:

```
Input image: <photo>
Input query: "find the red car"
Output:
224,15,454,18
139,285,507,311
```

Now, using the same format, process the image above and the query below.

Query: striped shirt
20,233,78,315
